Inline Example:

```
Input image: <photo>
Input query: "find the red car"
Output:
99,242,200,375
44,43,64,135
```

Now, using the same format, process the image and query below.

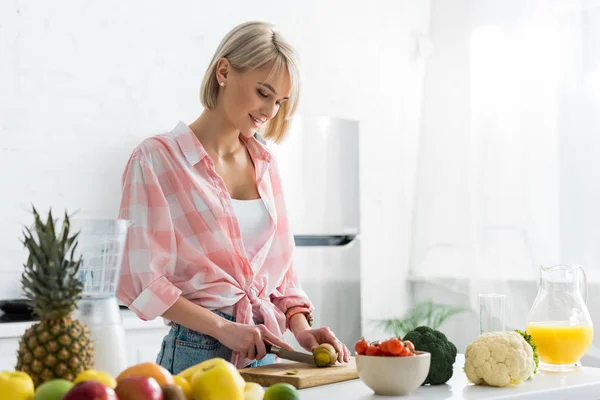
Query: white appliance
268,116,361,350
71,219,130,377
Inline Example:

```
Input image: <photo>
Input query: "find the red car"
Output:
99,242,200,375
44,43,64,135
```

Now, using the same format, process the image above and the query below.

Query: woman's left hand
294,327,350,363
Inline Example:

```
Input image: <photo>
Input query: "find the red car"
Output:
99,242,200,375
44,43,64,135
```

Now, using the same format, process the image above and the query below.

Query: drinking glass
478,294,505,335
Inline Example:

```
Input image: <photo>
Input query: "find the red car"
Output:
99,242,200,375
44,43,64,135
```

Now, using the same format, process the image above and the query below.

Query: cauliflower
464,331,535,387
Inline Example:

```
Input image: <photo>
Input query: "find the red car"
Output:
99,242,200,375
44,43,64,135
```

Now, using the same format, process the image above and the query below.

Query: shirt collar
240,134,273,165
171,121,273,167
172,121,207,166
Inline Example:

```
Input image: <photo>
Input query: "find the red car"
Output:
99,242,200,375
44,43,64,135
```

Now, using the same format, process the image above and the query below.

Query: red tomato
387,338,406,356
403,340,415,354
399,346,412,357
379,340,392,356
354,339,369,355
366,345,380,356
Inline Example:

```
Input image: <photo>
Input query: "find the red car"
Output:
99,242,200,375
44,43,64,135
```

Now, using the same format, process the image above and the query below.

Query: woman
116,21,351,374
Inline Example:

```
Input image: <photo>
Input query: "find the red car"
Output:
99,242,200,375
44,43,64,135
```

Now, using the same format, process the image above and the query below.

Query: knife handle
254,341,277,356
264,341,273,353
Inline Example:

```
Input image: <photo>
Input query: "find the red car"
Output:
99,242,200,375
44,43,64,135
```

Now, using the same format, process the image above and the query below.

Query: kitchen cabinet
0,337,19,370
0,310,171,371
120,309,171,366
125,327,169,365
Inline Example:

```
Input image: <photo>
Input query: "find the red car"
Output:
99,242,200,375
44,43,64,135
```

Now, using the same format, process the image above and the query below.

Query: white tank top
231,198,270,268
219,198,270,318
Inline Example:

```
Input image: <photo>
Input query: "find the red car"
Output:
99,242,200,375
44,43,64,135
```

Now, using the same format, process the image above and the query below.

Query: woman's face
217,59,291,138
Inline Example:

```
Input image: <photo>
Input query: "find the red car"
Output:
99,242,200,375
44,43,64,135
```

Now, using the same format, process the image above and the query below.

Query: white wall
0,0,431,337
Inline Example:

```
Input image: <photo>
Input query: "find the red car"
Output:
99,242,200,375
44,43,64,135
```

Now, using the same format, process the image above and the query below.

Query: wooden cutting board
239,358,358,389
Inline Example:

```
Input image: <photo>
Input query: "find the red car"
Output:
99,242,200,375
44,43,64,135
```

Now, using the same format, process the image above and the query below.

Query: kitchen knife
263,342,317,366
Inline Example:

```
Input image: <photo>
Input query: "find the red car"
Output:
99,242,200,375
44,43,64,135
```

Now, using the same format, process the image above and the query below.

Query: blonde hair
200,21,300,143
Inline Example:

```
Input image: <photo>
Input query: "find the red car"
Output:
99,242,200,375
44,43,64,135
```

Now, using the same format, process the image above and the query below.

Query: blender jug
72,219,130,376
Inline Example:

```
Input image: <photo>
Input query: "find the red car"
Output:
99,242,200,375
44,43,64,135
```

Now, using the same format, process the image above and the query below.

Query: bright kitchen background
1,0,600,364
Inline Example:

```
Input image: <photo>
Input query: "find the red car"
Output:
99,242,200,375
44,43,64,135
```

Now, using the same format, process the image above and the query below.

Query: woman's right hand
218,321,294,361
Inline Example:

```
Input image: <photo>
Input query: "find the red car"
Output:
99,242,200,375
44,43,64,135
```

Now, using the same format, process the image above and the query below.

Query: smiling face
215,59,292,138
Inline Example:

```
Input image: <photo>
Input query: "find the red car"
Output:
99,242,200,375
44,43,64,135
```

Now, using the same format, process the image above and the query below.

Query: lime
263,383,299,400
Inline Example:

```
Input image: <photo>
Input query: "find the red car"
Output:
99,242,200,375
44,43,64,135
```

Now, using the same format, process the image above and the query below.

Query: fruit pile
354,337,416,357
0,357,299,400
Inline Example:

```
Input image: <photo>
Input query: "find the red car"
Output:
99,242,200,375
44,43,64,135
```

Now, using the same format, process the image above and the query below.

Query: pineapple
15,206,95,387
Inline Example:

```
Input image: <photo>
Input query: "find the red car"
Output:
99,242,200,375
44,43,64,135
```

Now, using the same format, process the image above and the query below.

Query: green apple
33,379,74,400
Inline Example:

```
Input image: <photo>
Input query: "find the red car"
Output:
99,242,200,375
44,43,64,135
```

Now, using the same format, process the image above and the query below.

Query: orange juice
526,321,593,364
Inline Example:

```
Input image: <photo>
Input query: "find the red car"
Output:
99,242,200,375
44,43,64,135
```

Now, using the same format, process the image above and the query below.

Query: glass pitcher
526,265,594,372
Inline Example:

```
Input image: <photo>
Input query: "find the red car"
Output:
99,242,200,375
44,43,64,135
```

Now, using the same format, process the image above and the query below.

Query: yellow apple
74,370,117,389
0,371,35,400
244,382,265,400
190,358,245,400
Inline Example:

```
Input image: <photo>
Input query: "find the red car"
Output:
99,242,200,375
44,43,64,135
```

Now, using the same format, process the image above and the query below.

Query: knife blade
264,342,316,366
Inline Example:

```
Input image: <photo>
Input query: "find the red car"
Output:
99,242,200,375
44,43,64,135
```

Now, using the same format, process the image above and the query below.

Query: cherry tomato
354,339,369,355
404,340,415,354
366,345,380,356
387,338,406,356
379,340,391,356
399,346,412,356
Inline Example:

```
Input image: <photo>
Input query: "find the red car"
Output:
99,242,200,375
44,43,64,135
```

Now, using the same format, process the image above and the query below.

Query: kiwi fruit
162,383,187,400
313,343,338,367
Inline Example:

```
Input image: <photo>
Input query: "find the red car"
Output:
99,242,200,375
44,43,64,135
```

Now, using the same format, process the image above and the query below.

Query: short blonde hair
200,21,300,143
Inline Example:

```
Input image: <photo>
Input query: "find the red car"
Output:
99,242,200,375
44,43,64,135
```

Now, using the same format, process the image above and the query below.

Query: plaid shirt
117,121,313,368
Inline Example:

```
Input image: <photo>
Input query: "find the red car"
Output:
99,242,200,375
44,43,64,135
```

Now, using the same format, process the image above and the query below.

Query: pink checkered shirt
116,121,314,368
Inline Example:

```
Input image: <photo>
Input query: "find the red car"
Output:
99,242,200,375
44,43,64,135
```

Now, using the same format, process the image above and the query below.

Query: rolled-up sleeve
116,154,181,321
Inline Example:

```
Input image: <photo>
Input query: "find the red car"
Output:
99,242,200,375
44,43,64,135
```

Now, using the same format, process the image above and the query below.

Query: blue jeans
155,310,276,374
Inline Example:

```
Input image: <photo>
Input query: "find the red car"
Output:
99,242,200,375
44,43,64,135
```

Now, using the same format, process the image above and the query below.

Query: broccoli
403,326,457,385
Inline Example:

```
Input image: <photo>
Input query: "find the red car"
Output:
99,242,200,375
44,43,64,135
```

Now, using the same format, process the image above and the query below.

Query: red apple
115,376,163,400
63,380,118,400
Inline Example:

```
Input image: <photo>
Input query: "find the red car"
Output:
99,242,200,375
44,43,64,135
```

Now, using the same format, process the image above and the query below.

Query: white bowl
355,351,431,396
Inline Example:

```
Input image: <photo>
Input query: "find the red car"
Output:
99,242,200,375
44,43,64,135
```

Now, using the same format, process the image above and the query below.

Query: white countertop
298,355,600,399
0,309,168,338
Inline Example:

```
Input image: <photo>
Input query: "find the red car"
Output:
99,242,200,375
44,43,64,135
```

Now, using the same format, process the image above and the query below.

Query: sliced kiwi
313,343,338,367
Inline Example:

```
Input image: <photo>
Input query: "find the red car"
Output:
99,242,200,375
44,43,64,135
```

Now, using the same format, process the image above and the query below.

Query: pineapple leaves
22,227,46,266
59,210,79,262
46,208,56,243
21,206,83,319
